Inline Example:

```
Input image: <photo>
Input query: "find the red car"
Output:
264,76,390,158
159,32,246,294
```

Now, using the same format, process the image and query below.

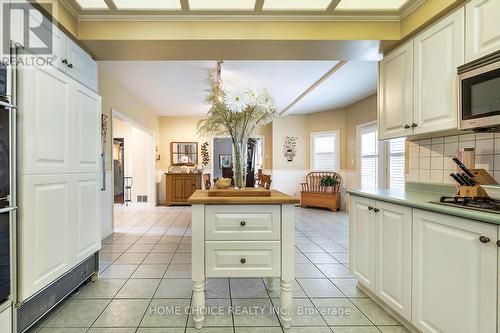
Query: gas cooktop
431,196,500,214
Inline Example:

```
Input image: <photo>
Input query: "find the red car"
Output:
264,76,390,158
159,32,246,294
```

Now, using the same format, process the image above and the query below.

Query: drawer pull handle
368,206,373,210
240,221,246,227
240,258,246,264
479,236,490,244
373,208,379,213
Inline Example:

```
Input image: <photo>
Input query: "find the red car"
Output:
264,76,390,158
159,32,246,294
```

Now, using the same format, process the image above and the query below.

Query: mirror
170,142,198,166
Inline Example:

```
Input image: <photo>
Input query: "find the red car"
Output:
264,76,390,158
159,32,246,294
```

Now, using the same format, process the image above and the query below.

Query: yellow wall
306,108,347,169
98,63,160,170
272,94,377,172
345,95,378,169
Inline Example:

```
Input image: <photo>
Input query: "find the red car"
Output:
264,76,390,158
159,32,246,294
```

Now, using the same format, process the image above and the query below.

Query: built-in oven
458,50,500,132
0,60,15,303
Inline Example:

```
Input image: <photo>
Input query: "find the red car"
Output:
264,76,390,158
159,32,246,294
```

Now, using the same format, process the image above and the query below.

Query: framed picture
219,154,233,169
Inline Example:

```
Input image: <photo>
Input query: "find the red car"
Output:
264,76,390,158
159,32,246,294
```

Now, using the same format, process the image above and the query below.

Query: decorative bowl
215,178,232,189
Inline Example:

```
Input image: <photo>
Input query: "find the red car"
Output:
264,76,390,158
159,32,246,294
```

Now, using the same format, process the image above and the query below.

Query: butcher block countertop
187,190,300,205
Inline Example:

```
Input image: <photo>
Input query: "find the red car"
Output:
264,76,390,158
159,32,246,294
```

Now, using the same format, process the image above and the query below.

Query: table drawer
205,241,280,278
205,205,281,241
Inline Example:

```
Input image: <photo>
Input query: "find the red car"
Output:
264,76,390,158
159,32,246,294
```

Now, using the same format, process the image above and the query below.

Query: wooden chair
257,173,272,190
203,173,211,190
300,171,342,212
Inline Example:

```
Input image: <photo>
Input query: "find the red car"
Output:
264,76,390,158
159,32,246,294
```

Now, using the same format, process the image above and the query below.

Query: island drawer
205,205,281,241
205,241,281,278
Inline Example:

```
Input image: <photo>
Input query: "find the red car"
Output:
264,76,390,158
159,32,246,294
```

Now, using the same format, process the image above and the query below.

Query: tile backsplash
408,133,500,185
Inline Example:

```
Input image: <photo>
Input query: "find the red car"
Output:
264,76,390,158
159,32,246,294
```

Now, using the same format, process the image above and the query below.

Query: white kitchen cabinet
64,37,98,92
19,173,101,301
412,209,497,333
74,83,101,173
19,64,101,175
466,0,500,62
74,174,101,263
19,174,73,300
0,305,12,333
378,41,414,140
375,201,412,321
349,196,376,291
19,64,73,175
413,8,464,135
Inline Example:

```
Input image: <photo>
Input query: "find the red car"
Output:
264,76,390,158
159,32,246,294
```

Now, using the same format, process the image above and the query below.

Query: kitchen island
187,190,299,329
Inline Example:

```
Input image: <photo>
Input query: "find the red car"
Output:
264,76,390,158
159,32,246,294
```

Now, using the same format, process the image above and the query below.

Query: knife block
457,169,497,198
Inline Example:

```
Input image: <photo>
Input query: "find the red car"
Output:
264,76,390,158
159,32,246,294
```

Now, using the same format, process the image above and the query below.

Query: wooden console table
187,190,299,329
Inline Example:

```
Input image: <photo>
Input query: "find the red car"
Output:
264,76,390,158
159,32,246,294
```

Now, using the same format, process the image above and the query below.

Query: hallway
28,206,408,333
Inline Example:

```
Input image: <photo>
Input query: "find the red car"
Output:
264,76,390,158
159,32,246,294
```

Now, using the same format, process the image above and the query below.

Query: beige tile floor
27,205,410,333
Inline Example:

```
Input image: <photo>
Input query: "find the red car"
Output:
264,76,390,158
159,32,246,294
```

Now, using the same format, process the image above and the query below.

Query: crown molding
400,0,425,19
77,14,401,22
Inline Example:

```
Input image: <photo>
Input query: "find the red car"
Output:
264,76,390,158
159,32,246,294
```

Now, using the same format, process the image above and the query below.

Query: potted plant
320,175,339,194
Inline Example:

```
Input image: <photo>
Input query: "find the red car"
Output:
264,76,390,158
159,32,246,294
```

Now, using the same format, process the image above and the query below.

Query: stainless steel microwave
458,51,500,132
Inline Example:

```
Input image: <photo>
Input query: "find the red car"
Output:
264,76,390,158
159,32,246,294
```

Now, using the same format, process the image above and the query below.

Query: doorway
112,110,156,216
211,136,264,187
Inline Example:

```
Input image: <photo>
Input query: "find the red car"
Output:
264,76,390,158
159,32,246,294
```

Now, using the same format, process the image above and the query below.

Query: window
311,131,339,171
389,138,405,190
357,122,405,190
358,123,382,190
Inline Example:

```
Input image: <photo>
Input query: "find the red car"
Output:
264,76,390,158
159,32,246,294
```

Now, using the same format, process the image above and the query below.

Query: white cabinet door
19,174,74,300
466,0,500,62
74,174,101,262
0,305,12,333
378,41,414,140
19,65,73,175
65,38,98,91
412,209,497,333
375,201,412,321
74,83,101,173
413,9,464,135
350,196,376,291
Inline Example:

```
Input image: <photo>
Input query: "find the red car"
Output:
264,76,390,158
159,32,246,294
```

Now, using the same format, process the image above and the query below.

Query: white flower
246,88,258,105
258,89,276,111
225,89,248,113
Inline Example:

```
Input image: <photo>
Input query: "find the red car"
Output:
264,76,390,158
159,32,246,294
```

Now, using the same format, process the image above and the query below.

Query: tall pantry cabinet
17,63,102,301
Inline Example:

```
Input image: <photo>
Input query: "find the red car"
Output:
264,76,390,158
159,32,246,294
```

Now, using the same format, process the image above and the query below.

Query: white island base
188,190,299,329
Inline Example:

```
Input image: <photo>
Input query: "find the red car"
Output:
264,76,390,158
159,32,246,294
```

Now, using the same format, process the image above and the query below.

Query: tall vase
232,136,248,189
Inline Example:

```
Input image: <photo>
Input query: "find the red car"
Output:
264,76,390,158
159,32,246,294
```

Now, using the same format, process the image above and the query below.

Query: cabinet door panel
413,9,464,134
378,42,414,139
20,65,72,175
75,84,101,173
74,174,101,262
375,201,412,320
66,38,97,91
20,175,73,300
349,196,376,291
412,209,497,333
183,177,195,199
172,177,186,201
466,0,500,61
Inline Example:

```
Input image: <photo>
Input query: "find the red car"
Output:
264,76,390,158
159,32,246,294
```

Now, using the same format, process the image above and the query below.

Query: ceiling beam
327,0,341,12
279,61,348,116
254,0,265,11
103,0,117,11
180,0,190,12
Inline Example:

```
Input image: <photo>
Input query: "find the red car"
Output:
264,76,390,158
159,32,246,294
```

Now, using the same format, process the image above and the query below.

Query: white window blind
389,138,405,190
311,131,339,171
359,125,379,190
358,123,406,190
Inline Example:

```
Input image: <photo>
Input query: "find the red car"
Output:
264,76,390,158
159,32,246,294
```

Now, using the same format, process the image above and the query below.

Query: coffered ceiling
64,0,422,20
